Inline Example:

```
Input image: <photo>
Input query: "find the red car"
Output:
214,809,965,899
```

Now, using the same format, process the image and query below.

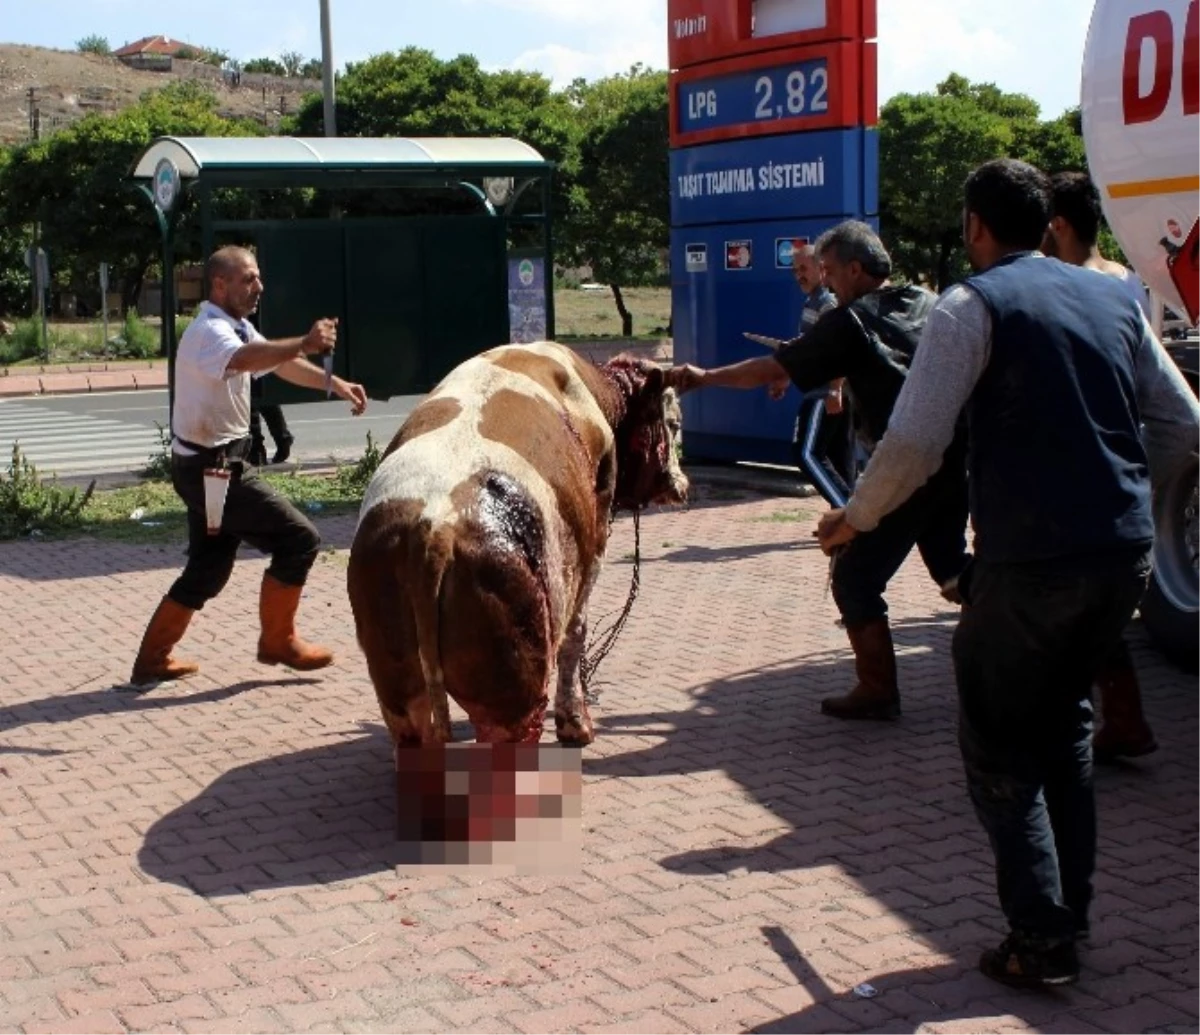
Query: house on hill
114,35,209,70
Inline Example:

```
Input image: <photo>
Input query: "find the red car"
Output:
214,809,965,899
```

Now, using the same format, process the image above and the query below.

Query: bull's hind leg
555,609,594,746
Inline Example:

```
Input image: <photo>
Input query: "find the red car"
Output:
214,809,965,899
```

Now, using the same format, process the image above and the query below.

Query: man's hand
666,364,707,394
767,375,790,401
824,385,844,415
815,507,859,555
335,378,368,416
302,317,338,356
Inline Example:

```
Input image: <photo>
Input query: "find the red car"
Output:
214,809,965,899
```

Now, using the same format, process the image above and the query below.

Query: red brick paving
0,482,1195,1034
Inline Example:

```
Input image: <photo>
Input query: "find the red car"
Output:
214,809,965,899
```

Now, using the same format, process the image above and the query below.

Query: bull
347,341,687,751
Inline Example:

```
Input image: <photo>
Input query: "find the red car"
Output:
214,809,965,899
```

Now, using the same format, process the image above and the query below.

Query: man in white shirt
130,245,368,687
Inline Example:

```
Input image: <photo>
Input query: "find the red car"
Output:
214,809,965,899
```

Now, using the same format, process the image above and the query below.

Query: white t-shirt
171,301,274,455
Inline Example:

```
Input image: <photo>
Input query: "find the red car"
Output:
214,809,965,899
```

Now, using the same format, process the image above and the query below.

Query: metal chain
580,509,641,703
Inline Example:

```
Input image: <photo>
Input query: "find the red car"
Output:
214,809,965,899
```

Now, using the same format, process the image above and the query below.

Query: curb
0,371,169,398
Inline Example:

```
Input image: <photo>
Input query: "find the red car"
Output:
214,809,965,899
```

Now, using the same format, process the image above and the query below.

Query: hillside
0,43,321,144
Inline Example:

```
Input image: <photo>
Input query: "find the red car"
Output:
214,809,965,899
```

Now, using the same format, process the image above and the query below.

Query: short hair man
817,159,1199,987
128,246,369,687
1043,170,1151,318
785,242,852,505
1045,170,1159,762
672,220,971,721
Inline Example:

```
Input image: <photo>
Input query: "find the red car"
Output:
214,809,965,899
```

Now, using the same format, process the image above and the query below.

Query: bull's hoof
555,712,595,746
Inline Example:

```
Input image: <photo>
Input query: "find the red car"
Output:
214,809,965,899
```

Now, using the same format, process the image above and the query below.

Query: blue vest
964,253,1153,564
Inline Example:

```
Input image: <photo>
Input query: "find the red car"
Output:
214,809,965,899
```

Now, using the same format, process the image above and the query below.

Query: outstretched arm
670,355,784,393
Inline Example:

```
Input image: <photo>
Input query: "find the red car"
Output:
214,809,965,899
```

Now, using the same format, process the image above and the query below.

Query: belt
174,435,252,465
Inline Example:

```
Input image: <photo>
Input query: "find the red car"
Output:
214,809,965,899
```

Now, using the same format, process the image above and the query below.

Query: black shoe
979,934,1079,989
271,435,294,465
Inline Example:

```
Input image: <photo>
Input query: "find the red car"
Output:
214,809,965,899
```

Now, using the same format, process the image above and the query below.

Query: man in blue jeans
818,160,1198,987
779,242,848,505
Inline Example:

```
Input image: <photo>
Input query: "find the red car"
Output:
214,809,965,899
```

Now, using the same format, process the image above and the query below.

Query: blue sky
5,0,1094,118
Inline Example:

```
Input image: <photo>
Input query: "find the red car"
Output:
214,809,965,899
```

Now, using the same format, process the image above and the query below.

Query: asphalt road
0,388,423,478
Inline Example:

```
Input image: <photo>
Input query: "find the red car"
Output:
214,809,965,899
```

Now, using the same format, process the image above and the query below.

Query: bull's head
606,357,689,512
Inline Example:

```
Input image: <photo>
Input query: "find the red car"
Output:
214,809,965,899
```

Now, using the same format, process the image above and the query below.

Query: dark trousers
792,393,853,508
167,445,321,611
831,461,971,627
952,547,1151,942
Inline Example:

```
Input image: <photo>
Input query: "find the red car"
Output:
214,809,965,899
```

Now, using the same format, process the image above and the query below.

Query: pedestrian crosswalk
0,399,166,477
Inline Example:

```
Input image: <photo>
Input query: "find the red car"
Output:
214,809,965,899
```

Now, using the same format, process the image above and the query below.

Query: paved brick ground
0,483,1196,1034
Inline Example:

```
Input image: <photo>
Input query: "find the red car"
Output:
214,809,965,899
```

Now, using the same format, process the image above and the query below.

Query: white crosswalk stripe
0,400,165,476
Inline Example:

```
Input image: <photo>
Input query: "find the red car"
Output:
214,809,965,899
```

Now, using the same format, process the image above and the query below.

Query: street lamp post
319,0,337,137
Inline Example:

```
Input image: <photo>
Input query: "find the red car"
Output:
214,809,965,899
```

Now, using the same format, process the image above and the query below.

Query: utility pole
26,87,40,141
319,0,337,136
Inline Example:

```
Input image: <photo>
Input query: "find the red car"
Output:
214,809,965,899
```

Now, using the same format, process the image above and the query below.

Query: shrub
114,310,160,359
334,430,383,495
142,423,172,480
76,35,111,55
0,319,45,365
0,444,95,540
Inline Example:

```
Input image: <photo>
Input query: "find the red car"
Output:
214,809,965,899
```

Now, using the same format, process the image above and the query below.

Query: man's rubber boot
256,573,334,671
821,618,901,720
130,597,200,687
1093,650,1158,763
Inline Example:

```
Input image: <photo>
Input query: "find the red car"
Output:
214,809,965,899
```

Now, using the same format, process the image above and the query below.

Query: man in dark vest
817,159,1199,988
671,220,971,721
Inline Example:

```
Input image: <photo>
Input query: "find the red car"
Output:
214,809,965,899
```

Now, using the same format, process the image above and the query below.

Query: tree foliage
243,57,286,76
0,81,260,317
879,74,1088,289
561,65,669,335
75,35,111,56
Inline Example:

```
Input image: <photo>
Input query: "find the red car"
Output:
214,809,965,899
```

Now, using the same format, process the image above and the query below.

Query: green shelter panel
253,222,348,406
342,221,427,399
417,216,510,390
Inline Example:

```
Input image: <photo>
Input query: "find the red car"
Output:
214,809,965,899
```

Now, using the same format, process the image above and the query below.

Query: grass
554,286,670,340
2,287,671,368
65,471,366,545
0,312,166,366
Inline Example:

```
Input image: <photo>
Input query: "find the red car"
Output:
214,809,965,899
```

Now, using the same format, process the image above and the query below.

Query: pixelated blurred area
394,743,582,876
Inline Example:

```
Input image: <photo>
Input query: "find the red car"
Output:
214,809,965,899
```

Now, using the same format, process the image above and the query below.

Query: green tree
879,75,1096,289
289,48,578,217
562,66,669,336
300,58,323,80
280,51,305,77
244,57,287,76
76,35,111,56
0,148,32,315
0,81,260,320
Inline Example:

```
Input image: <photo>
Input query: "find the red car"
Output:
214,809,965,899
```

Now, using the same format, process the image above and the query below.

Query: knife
743,331,788,352
323,352,333,398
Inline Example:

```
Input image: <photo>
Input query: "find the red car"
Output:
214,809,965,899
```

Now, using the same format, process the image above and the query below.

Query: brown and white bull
347,341,687,750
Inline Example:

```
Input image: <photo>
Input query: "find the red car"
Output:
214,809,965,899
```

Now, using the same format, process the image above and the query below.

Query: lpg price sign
671,41,876,147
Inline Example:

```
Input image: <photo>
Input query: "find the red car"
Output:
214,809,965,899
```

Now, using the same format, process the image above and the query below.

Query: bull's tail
409,526,454,743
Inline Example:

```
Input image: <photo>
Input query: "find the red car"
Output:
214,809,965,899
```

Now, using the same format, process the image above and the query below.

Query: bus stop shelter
129,135,555,404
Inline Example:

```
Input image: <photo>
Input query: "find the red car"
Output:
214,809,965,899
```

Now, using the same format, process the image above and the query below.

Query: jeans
831,460,971,627
952,547,1151,941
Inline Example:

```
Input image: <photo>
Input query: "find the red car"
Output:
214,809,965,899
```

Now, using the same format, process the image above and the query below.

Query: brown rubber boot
1093,649,1157,763
256,573,334,671
821,618,901,720
130,597,200,686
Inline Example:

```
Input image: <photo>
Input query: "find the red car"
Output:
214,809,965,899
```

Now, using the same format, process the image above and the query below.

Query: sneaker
979,934,1079,989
